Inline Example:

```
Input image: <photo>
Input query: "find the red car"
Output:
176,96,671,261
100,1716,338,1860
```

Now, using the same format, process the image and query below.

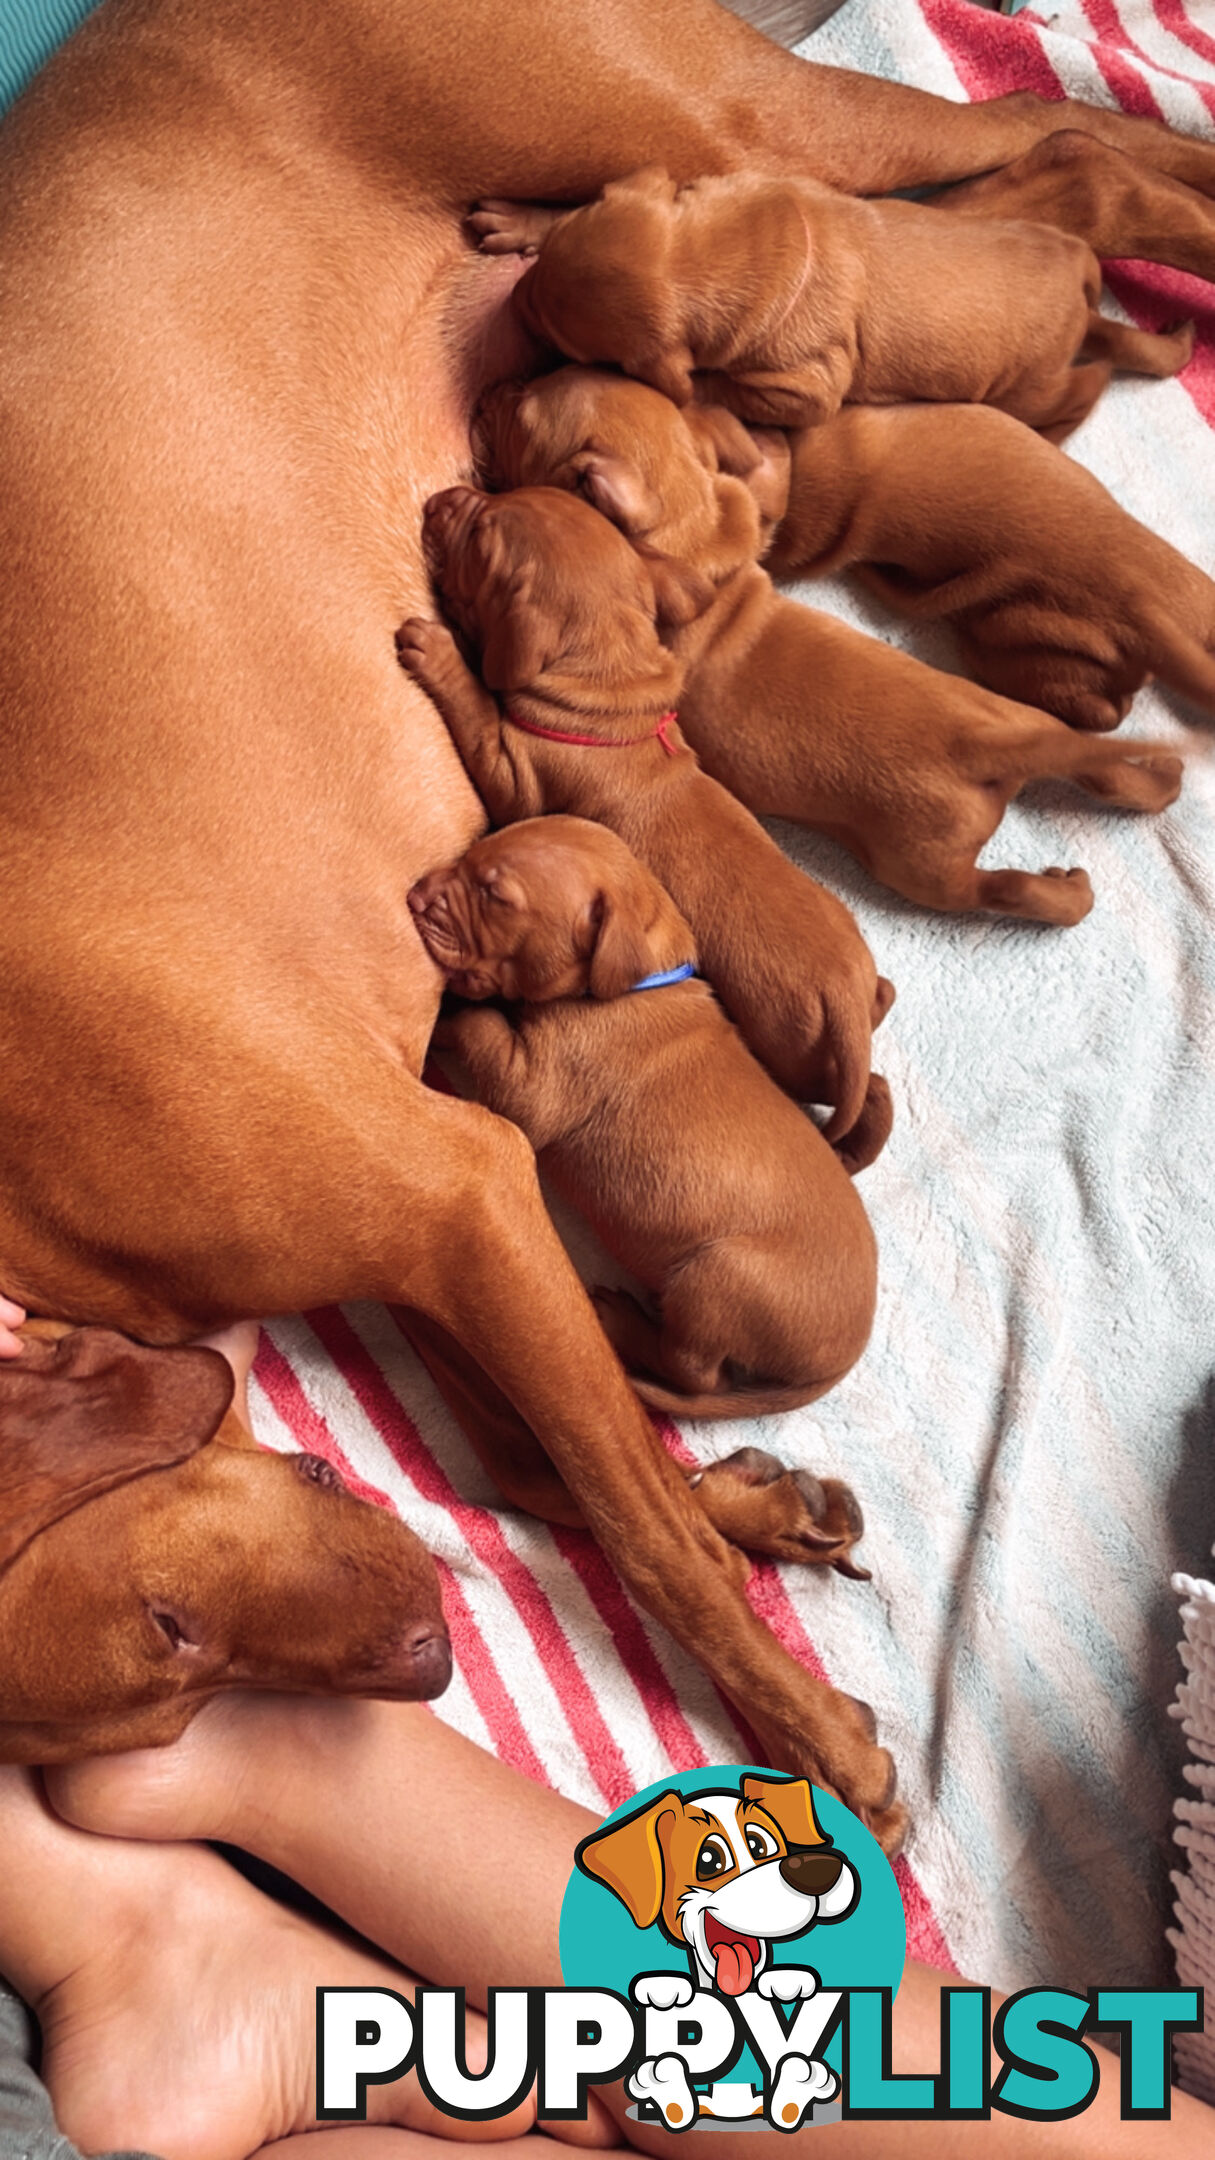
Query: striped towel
1168,1563,1215,2103
4,0,1215,2023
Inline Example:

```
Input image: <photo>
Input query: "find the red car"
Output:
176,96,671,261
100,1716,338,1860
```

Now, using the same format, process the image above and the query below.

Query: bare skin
39,1699,1213,2160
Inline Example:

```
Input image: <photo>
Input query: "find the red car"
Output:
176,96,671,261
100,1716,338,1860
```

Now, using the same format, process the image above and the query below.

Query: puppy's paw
756,1968,818,2005
769,2053,839,2130
632,1974,695,2012
395,617,463,693
628,2055,700,2131
466,199,556,256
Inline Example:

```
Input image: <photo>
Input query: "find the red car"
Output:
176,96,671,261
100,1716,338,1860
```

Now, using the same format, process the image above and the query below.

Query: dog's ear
585,887,661,1001
577,1793,680,1928
640,343,697,409
635,544,714,631
575,453,661,540
478,566,562,694
685,408,791,530
741,1776,830,1849
0,1328,233,1574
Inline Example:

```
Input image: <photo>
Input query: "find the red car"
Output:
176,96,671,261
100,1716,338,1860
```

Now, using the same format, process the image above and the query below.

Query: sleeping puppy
471,167,1193,439
765,402,1215,731
474,374,1185,922
410,814,879,1455
402,482,894,1169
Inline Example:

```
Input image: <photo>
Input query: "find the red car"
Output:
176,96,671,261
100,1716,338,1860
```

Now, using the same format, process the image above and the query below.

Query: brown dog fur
475,371,1184,922
402,483,895,1167
10,0,1215,1824
765,402,1215,731
474,167,1193,438
409,816,879,1452
0,1323,449,1761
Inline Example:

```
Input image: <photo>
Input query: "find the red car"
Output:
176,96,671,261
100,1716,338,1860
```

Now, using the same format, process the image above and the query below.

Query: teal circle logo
560,1767,905,2130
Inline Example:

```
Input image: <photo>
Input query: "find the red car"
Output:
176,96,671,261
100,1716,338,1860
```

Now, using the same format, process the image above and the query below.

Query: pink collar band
504,710,682,757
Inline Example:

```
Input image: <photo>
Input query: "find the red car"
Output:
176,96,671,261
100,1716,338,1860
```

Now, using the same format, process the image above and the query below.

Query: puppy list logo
560,1768,900,2131
316,1766,1202,2128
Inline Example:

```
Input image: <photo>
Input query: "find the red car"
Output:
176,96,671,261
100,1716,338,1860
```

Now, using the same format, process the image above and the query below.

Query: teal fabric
0,0,98,113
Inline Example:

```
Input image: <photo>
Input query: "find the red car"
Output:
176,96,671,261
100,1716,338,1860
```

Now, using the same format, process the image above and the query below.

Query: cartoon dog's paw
631,1973,695,2011
757,1967,818,2005
768,2053,839,2131
629,2054,699,2130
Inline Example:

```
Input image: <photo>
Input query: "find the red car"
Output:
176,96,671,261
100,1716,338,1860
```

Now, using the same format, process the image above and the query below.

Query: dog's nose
399,1621,453,1700
778,1848,845,1896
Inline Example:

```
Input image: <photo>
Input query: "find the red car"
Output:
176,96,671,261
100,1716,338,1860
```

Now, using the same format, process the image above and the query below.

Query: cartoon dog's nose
779,1848,845,1896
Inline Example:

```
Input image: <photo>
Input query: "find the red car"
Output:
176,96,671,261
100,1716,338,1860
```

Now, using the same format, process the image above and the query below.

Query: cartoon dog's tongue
704,1914,762,1996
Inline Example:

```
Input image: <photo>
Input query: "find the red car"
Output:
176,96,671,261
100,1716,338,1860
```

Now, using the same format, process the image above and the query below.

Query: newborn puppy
402,483,894,1171
410,815,878,1450
472,167,1192,439
765,402,1215,731
474,373,1184,923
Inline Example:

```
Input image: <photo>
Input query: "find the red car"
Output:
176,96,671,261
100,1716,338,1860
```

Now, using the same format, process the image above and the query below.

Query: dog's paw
395,616,460,688
631,1973,695,2012
768,2053,839,2130
757,1968,818,2005
690,1449,871,1581
628,2055,699,2130
466,199,555,256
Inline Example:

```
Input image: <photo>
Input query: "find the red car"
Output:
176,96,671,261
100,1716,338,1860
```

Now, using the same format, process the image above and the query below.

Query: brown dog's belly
0,64,534,1334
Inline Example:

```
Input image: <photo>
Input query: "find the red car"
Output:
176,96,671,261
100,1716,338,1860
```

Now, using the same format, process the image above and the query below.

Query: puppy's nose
399,1621,453,1700
778,1848,845,1896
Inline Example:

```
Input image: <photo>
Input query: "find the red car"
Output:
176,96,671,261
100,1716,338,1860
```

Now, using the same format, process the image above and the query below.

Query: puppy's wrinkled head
409,815,694,1004
513,167,695,401
473,368,778,574
421,482,707,706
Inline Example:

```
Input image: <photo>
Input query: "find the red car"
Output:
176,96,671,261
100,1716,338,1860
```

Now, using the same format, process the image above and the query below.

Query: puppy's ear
685,408,791,527
741,1775,830,1849
576,1792,680,1928
0,1328,233,1574
586,887,662,1000
575,454,661,540
641,343,697,408
635,543,715,630
478,567,561,693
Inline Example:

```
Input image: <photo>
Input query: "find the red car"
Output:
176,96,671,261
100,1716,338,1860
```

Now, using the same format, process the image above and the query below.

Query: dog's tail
818,986,878,1148
1151,623,1215,718
1024,730,1188,810
630,1375,836,1420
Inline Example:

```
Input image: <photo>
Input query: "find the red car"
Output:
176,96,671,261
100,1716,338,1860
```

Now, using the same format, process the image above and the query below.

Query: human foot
16,1802,531,2160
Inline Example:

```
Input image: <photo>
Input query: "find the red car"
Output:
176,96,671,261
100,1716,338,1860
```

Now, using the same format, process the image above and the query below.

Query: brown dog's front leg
467,200,568,256
383,1085,904,1846
397,619,535,825
934,129,1215,277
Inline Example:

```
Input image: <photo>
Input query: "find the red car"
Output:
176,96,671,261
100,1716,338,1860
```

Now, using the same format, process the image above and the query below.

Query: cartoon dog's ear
741,1776,830,1849
0,1327,233,1574
576,1793,680,1928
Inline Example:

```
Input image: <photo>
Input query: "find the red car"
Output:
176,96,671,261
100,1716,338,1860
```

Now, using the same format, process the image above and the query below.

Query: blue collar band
629,961,697,993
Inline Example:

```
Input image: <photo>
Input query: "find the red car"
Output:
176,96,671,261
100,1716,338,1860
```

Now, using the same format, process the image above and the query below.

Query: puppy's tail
631,1376,834,1420
1152,625,1215,717
818,991,873,1147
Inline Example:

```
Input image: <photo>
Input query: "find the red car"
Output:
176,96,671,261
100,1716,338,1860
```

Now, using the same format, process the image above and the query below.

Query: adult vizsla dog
401,484,895,1166
765,403,1215,732
475,166,1193,436
0,1324,449,1762
5,0,1215,1834
411,816,880,1477
475,372,1184,921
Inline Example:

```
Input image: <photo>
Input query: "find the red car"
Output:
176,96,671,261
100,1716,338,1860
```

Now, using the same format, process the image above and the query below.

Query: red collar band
504,710,682,757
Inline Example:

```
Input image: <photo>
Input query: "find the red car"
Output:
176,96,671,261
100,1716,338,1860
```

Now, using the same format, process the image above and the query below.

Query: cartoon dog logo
577,1774,857,2128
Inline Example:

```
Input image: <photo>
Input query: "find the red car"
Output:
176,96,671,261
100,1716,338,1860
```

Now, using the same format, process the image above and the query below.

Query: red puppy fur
475,372,1185,923
402,482,894,1167
473,167,1193,439
410,817,878,1461
765,401,1215,731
